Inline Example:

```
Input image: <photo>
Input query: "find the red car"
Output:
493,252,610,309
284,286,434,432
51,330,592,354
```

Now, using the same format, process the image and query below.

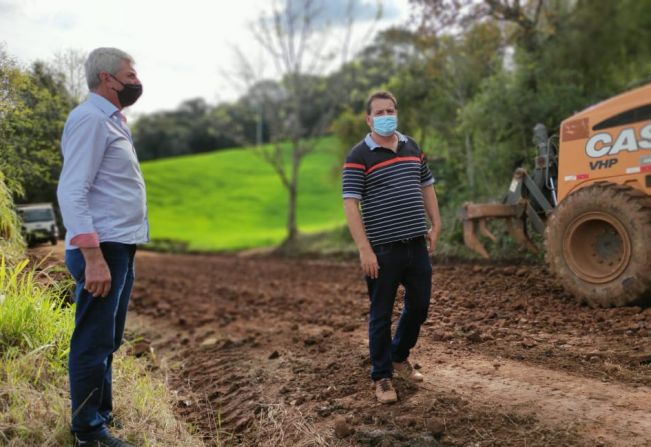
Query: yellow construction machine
460,83,651,307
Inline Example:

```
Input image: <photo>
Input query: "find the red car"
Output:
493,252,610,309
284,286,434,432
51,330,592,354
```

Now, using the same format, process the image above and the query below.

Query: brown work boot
393,360,424,382
375,378,398,404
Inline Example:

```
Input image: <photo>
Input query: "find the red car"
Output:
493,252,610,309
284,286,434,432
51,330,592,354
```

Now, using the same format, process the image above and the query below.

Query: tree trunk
465,131,476,194
285,144,300,243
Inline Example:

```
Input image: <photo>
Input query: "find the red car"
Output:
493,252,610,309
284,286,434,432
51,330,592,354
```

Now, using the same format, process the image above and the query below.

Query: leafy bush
0,171,26,265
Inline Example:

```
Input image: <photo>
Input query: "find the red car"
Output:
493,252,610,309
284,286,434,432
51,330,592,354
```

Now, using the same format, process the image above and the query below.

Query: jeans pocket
65,249,86,283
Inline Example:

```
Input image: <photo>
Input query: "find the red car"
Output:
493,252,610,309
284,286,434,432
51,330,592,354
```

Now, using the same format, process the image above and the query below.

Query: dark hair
365,91,398,115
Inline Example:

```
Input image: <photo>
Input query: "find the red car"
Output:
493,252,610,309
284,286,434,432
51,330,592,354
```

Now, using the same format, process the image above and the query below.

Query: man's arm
422,185,442,253
343,198,380,279
57,113,112,297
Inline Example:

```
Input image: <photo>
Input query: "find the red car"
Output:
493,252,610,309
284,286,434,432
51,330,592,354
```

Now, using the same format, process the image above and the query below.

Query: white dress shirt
57,93,149,250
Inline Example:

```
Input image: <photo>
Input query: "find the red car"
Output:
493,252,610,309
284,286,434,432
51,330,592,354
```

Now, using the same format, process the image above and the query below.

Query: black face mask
110,74,143,108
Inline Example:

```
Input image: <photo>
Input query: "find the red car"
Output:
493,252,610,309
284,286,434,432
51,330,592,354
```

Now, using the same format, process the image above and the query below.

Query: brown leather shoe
393,360,424,382
375,378,398,404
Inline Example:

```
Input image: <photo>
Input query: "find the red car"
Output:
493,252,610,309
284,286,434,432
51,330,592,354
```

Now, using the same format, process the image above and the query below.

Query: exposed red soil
33,246,651,446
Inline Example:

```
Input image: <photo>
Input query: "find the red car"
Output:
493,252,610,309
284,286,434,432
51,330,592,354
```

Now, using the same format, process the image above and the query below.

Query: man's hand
344,199,380,279
360,246,380,279
422,186,442,254
426,227,440,254
80,247,112,298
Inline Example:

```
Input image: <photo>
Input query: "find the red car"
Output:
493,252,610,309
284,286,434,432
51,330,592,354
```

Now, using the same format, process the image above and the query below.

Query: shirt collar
365,131,408,150
88,92,120,118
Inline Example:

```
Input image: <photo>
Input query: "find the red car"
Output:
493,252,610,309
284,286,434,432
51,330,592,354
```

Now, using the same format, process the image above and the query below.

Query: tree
381,22,502,196
405,0,651,203
233,0,379,247
132,97,258,160
0,45,74,203
52,48,87,103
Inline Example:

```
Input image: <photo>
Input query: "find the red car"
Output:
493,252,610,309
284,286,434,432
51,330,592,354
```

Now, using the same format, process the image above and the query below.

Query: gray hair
85,47,134,90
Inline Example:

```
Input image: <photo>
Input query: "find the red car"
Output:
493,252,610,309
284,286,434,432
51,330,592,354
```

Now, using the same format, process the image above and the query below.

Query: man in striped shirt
342,91,441,404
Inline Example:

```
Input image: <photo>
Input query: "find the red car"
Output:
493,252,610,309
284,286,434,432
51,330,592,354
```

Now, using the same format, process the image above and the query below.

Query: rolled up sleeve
56,114,107,247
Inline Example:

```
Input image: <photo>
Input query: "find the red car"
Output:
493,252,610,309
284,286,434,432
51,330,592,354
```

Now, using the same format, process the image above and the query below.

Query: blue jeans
65,242,136,440
366,237,432,380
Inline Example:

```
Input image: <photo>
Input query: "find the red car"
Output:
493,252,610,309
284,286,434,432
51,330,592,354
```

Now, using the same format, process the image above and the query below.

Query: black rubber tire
50,237,57,246
545,182,651,307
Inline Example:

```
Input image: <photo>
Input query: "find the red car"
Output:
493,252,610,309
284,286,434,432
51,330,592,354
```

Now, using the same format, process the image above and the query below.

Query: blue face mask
372,115,397,137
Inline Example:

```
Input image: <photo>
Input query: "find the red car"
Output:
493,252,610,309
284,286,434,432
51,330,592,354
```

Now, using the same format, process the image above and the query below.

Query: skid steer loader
459,83,651,307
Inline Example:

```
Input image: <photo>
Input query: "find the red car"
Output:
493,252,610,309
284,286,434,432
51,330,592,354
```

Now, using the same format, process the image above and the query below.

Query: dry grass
0,346,206,446
0,352,72,446
246,403,349,447
0,258,205,446
110,354,206,447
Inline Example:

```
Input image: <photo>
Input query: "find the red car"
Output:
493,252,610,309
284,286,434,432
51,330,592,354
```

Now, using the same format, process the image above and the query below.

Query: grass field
141,137,346,251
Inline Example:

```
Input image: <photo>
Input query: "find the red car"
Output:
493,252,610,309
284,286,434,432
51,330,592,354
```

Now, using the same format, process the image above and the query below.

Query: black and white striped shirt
342,132,435,246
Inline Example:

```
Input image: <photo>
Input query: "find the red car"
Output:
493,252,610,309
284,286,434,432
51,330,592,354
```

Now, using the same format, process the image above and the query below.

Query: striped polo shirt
342,132,435,246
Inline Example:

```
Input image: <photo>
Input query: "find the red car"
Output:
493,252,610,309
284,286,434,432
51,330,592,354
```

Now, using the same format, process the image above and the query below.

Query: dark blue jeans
366,237,432,380
65,242,136,440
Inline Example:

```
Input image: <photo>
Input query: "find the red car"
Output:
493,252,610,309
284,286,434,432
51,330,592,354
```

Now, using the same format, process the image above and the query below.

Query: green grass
0,257,205,446
0,171,25,264
0,258,74,365
141,137,346,251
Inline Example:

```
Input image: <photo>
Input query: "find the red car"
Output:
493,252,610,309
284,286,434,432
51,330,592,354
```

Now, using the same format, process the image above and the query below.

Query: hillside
141,138,346,251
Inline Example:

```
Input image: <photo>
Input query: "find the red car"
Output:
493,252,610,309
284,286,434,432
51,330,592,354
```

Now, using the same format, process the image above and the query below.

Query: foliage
133,98,255,161
0,172,25,263
0,45,75,204
405,0,651,201
331,107,368,160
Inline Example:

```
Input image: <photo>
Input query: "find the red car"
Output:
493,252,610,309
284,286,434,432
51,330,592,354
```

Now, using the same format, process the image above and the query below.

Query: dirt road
37,246,651,446
126,250,651,447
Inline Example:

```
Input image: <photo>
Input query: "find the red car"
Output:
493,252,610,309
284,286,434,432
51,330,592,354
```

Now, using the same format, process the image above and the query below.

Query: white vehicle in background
16,203,59,246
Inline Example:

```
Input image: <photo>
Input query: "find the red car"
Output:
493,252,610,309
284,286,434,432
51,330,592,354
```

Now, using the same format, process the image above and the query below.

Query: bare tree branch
228,0,384,244
51,48,87,102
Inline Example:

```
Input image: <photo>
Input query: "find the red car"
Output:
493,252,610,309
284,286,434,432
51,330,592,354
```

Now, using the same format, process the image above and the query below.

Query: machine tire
545,182,651,307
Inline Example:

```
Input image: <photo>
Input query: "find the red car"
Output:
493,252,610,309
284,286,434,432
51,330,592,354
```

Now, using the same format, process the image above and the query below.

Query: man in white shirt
57,47,147,447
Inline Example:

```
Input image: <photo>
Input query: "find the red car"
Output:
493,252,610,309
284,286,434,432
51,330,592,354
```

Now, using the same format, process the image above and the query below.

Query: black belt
375,235,425,248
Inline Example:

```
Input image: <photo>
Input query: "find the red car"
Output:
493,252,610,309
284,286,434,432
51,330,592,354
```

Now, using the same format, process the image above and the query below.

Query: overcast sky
0,0,411,116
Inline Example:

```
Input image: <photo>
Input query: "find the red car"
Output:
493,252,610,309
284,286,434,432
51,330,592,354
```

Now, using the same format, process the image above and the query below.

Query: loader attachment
460,202,523,258
460,202,539,258
458,125,556,258
505,217,539,254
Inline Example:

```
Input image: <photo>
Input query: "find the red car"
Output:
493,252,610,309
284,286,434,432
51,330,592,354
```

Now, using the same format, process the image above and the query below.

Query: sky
0,0,411,117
